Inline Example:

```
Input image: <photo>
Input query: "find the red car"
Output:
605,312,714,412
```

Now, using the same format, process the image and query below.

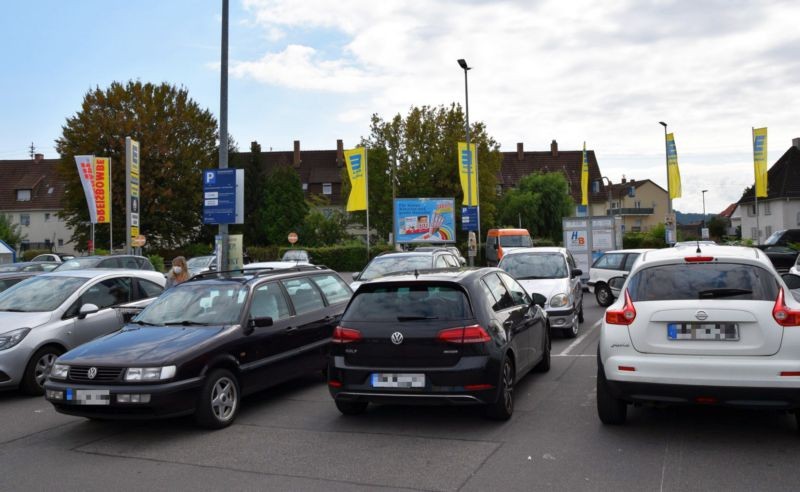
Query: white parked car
597,245,800,428
498,247,584,338
588,249,654,307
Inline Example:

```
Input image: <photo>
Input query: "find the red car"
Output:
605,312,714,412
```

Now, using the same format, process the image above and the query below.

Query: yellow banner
457,142,478,206
753,127,768,198
666,133,682,199
92,157,111,223
344,147,367,211
581,142,589,206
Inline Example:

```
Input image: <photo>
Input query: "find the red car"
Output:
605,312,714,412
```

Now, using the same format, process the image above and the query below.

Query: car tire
577,302,585,323
534,329,551,373
335,399,368,415
195,369,240,429
595,284,614,307
20,346,62,396
562,322,579,339
597,365,627,425
485,356,515,420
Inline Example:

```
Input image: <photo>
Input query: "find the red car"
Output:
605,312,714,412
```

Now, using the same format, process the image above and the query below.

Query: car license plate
371,373,425,388
65,388,111,405
667,323,739,341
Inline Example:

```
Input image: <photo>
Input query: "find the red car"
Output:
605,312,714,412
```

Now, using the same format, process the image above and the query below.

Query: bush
21,249,51,261
278,243,395,271
246,246,280,262
148,254,165,272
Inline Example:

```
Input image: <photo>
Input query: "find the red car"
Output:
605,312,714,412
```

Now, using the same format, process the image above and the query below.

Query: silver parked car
0,269,166,395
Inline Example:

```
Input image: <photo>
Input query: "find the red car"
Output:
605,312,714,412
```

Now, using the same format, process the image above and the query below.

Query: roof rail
188,264,329,282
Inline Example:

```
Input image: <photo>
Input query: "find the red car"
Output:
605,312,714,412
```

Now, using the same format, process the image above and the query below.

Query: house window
58,239,64,247
16,189,31,201
302,182,308,191
634,200,641,209
749,204,756,216
44,213,50,222
765,225,772,237
764,202,771,215
20,214,30,226
322,183,332,195
751,227,758,240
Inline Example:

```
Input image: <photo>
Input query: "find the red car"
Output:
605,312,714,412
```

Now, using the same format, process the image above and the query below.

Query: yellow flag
753,127,768,198
581,142,589,206
666,133,682,199
457,142,478,206
344,147,367,212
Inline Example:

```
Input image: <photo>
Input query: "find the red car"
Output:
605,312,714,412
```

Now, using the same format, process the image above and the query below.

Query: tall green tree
0,214,24,248
261,164,308,245
345,104,501,242
55,81,218,250
498,172,574,242
233,140,269,245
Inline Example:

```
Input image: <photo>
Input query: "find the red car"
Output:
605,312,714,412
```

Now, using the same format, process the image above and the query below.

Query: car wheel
485,356,515,420
195,369,240,429
534,329,551,373
595,284,613,307
577,301,585,323
335,399,368,415
562,321,579,339
20,346,62,396
596,365,627,425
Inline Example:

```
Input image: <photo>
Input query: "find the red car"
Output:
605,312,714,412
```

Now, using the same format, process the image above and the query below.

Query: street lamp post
701,189,708,226
658,121,675,244
458,58,479,266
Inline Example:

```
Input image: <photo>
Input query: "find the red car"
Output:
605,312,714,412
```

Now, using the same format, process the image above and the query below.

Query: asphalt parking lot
2,295,800,491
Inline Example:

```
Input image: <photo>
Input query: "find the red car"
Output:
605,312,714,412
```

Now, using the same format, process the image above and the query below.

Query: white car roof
637,245,767,267
502,247,566,255
599,248,655,255
40,268,167,285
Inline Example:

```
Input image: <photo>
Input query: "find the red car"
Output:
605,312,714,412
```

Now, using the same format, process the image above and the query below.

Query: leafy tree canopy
260,164,309,245
55,81,219,250
0,214,25,247
498,172,575,242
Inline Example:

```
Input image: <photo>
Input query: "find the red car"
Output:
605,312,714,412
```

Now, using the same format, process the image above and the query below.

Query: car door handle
285,326,297,332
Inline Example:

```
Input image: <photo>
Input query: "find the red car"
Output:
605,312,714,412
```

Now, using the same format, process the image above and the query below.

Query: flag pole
753,127,759,243
365,146,370,261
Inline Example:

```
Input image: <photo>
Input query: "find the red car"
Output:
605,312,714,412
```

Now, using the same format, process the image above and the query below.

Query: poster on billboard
394,198,456,243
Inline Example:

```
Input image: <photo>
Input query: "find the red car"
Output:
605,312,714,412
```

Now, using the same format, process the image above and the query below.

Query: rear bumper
605,379,800,409
328,355,499,406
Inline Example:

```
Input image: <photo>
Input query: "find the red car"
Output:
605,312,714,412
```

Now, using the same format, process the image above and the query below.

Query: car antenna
414,269,419,278
696,240,701,254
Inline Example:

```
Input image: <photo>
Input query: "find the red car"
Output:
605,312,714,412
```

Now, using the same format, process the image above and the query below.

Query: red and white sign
288,232,298,244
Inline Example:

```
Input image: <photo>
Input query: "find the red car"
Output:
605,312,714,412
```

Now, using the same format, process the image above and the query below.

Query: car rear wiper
397,315,439,321
698,288,752,299
163,320,213,326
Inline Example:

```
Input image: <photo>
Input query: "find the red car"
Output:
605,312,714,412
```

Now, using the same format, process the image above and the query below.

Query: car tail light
332,326,362,343
605,290,636,325
684,256,714,263
328,380,343,388
772,288,800,327
464,384,495,391
437,325,491,343
780,371,800,377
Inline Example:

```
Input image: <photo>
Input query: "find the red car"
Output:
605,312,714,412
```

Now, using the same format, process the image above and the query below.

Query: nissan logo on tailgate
390,332,404,345
695,311,708,321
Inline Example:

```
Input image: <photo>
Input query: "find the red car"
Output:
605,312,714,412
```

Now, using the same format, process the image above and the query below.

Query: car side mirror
530,293,546,309
608,276,626,299
246,316,273,334
782,273,800,290
78,303,100,320
352,271,360,280
571,268,583,278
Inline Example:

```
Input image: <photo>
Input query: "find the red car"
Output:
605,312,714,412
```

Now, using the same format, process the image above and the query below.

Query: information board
394,198,456,243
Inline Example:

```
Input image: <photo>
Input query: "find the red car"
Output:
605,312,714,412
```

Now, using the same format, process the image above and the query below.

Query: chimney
793,137,800,150
293,140,301,168
336,139,344,167
34,153,44,162
621,175,626,184
550,140,558,157
516,142,524,161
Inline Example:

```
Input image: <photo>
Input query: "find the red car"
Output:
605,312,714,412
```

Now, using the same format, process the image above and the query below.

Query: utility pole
217,0,229,272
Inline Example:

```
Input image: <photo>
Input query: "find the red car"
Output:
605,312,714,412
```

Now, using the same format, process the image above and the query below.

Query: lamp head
457,59,470,70
659,121,667,127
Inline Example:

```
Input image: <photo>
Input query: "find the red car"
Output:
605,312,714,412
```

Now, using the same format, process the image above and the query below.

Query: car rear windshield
499,235,532,247
626,263,779,302
500,253,567,279
360,255,433,281
343,283,473,321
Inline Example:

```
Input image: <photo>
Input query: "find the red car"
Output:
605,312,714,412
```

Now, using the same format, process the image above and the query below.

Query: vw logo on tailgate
390,332,404,345
87,367,98,379
695,311,709,321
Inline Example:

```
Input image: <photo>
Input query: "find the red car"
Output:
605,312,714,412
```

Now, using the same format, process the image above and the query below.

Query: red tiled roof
718,203,737,218
0,159,65,211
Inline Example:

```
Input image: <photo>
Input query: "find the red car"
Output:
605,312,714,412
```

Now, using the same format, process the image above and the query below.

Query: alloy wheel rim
503,361,514,413
598,288,609,304
211,377,237,421
35,353,57,387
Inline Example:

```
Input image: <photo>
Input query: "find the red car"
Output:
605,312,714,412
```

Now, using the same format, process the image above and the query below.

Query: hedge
20,249,51,261
279,244,396,272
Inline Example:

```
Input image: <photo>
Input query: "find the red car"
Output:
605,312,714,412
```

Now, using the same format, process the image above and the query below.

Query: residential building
0,155,75,254
718,203,739,237
737,138,800,242
604,178,669,233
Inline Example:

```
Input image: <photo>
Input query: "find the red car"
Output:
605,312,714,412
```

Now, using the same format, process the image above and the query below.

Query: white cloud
233,0,800,214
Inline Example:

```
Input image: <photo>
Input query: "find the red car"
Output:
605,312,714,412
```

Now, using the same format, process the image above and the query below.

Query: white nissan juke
597,245,800,428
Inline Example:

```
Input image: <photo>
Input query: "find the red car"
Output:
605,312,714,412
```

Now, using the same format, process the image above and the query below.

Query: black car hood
59,325,228,366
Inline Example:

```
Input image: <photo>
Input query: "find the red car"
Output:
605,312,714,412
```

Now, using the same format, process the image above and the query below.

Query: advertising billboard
394,198,455,243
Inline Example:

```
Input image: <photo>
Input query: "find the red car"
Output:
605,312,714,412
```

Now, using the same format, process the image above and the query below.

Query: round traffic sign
132,235,146,247
288,232,298,244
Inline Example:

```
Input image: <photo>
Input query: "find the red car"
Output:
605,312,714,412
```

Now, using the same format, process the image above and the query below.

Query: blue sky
2,0,799,215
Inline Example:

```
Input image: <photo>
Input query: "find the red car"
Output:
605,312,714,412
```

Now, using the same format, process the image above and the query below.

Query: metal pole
702,190,707,226
752,127,759,243
392,148,397,249
661,122,673,244
365,146,370,260
463,66,473,266
218,0,229,272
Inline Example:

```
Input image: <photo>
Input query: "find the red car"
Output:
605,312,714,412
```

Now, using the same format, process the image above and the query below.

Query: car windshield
0,276,88,312
187,256,215,268
764,230,785,245
500,253,568,279
360,255,433,281
626,263,778,301
343,284,472,321
55,258,101,270
499,235,532,247
282,250,309,261
134,282,247,326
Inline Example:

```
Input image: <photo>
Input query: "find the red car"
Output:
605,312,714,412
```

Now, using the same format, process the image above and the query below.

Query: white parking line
559,319,601,356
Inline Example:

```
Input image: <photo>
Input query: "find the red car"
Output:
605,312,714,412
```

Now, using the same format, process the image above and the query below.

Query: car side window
282,277,325,315
593,253,624,270
251,282,291,320
66,277,132,317
623,253,640,271
134,278,164,300
434,255,449,268
497,271,531,306
100,258,121,268
566,252,577,270
122,257,139,269
310,274,351,305
482,273,515,311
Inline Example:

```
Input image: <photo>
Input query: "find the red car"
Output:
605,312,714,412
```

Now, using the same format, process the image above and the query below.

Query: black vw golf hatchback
328,268,550,420
44,266,352,428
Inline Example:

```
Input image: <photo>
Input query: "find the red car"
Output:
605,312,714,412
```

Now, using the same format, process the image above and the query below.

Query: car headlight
125,366,177,381
51,363,69,380
549,294,569,308
0,328,31,351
